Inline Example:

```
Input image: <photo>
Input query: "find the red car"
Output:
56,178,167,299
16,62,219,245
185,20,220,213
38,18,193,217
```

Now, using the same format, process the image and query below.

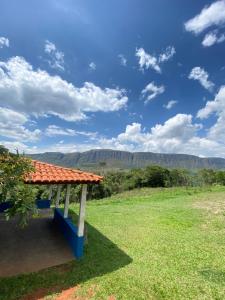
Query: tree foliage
2,144,225,214
84,166,225,200
0,146,37,226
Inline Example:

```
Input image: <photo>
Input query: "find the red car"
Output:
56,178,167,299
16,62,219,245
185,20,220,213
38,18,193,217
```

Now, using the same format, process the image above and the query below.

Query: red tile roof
24,160,103,184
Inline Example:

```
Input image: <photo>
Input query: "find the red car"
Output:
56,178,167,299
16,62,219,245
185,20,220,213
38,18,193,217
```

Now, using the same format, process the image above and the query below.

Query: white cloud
185,0,225,35
0,37,9,48
97,114,223,156
3,112,225,158
36,142,97,153
0,107,41,141
202,31,225,47
136,46,175,73
163,100,178,110
117,123,144,144
141,82,165,103
202,31,217,46
89,62,96,70
118,54,127,66
97,114,225,157
45,125,76,137
0,141,37,154
197,86,225,142
197,85,225,119
0,140,99,154
44,40,65,71
136,48,161,73
150,114,201,141
159,46,176,63
188,67,214,91
0,56,128,122
45,125,97,139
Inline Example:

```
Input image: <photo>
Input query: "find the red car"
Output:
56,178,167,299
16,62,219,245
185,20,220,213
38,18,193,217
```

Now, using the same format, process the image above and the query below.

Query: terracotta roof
24,160,103,184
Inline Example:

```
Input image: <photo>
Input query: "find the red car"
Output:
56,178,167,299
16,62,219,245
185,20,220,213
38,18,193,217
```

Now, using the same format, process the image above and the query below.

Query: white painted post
55,185,62,208
48,185,53,201
64,184,71,218
77,184,87,237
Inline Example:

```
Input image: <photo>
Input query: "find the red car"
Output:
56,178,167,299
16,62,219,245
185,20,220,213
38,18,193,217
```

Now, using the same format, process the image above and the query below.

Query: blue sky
1,0,225,157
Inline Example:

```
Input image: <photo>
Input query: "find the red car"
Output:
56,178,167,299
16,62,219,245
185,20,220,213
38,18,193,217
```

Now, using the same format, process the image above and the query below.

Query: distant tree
0,146,37,226
170,168,192,186
198,169,216,185
142,165,170,187
215,171,225,185
126,168,145,189
0,145,8,155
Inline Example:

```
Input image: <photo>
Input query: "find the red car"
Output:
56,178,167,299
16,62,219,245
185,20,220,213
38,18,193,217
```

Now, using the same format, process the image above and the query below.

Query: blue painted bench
53,208,84,259
0,201,12,213
0,199,51,212
36,199,51,209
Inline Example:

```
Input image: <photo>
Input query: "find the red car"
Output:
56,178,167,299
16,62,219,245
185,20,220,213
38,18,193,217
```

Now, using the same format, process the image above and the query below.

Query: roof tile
24,160,103,184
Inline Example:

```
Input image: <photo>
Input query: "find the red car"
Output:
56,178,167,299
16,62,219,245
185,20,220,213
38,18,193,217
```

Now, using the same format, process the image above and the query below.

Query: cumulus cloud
141,82,165,103
118,54,127,66
0,141,37,153
0,56,128,122
45,125,76,137
197,86,225,142
0,107,41,141
0,140,99,154
158,46,176,63
202,31,225,47
0,37,9,48
163,100,178,110
136,48,161,73
44,40,65,71
188,67,214,91
136,46,175,73
150,114,201,141
45,125,97,139
89,62,96,70
202,31,217,46
97,114,225,157
3,112,225,158
185,0,225,35
98,114,225,157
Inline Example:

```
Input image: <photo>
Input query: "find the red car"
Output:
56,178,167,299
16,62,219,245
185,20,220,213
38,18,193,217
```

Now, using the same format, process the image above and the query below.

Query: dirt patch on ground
55,285,99,300
193,193,225,215
21,286,62,300
56,286,79,300
22,284,101,300
22,286,79,300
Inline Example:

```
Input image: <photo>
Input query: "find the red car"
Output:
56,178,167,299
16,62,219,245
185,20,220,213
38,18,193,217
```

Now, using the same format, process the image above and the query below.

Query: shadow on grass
199,269,225,284
0,210,132,300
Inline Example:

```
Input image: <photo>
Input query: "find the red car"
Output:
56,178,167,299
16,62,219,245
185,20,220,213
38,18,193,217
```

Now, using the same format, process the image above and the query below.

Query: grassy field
1,186,225,299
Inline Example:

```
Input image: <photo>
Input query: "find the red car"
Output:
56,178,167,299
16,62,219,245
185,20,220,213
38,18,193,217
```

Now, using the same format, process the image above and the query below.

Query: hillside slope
28,149,225,170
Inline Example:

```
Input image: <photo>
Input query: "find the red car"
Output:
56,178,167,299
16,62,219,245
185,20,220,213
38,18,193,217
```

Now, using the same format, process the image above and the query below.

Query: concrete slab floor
0,210,74,277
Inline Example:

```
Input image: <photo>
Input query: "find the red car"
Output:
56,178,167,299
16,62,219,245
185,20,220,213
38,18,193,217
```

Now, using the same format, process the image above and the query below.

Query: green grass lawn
1,186,225,299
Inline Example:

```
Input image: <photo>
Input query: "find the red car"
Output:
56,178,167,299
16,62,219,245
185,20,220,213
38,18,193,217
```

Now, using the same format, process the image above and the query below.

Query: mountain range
28,149,225,170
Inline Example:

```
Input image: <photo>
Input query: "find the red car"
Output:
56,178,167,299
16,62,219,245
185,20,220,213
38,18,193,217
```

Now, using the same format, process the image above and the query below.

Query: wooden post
64,184,71,218
48,185,53,201
77,184,87,237
55,185,62,208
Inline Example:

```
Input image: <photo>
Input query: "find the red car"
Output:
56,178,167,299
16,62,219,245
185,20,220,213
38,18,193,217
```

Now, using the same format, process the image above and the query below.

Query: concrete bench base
53,208,84,259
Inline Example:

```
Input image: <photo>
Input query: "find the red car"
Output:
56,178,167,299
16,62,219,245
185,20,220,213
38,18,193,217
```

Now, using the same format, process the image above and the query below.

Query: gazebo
24,160,103,259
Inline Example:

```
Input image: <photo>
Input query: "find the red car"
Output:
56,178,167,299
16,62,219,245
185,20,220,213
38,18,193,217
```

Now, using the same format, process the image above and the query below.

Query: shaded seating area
0,211,74,277
0,160,103,276
24,160,103,259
